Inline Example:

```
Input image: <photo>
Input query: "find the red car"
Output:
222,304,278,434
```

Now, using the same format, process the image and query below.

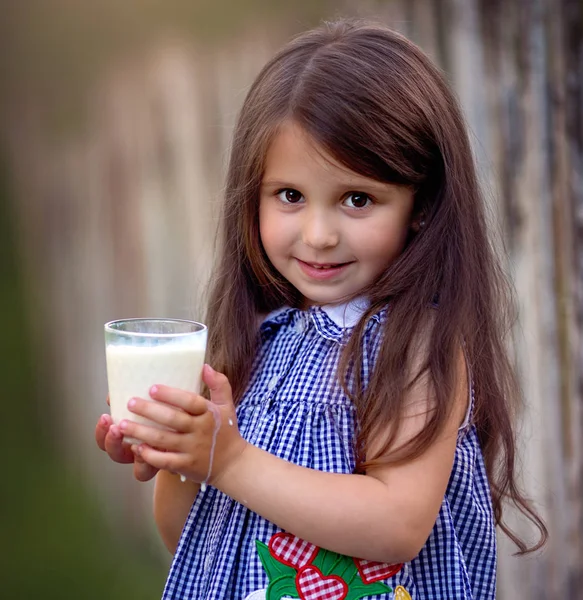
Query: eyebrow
260,178,392,192
261,180,296,188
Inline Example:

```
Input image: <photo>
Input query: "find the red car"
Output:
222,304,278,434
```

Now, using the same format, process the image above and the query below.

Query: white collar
260,297,370,330
319,297,370,329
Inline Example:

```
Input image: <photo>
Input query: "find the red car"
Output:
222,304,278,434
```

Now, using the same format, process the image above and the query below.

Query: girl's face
259,122,415,307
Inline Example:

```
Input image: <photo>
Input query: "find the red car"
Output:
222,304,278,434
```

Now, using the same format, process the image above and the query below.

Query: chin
299,292,345,307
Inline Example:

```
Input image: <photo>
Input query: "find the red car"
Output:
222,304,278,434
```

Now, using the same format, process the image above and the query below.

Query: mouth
295,258,353,280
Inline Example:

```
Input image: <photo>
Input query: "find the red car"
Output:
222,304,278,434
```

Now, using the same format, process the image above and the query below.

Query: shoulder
257,306,297,335
257,307,290,327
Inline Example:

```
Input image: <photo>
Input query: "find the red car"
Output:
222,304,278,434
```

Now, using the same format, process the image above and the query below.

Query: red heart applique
354,558,403,583
268,533,319,569
296,566,348,600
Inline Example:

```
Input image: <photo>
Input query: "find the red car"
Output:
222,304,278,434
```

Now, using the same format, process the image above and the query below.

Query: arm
153,471,200,554
213,426,458,564
214,348,466,563
123,349,468,563
95,412,199,554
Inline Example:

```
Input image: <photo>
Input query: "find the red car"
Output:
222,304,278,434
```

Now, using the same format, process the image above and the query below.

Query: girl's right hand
95,398,159,482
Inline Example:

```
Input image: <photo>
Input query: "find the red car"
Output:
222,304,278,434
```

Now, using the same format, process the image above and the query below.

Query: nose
301,206,339,250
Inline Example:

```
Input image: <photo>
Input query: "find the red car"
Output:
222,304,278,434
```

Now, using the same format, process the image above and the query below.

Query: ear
410,214,426,233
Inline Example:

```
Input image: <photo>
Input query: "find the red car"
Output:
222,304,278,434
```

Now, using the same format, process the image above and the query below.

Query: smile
308,263,340,269
296,259,353,280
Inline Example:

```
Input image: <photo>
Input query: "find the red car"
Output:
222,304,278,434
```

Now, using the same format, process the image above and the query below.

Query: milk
106,341,206,444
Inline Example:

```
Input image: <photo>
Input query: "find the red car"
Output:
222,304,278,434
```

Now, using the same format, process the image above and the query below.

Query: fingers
104,424,135,463
127,397,195,433
95,414,112,451
96,414,133,462
136,445,183,474
119,420,183,452
134,461,158,482
106,394,110,407
131,448,159,481
202,365,234,407
149,385,208,415
97,413,158,478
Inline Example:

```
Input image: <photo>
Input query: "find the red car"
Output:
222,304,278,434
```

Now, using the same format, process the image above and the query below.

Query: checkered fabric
296,566,347,600
162,302,496,599
269,533,318,568
356,559,404,583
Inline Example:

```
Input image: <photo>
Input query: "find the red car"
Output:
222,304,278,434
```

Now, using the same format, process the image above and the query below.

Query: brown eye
344,192,372,209
277,188,304,204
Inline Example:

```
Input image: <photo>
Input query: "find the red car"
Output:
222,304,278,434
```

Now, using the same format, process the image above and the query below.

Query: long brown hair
205,18,547,553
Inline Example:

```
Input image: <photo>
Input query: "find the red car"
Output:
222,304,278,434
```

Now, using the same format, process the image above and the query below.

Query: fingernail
119,420,127,431
150,385,158,396
204,364,215,375
128,398,136,409
111,425,121,438
99,415,109,426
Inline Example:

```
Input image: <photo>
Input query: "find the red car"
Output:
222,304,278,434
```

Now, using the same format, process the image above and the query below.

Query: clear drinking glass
104,318,208,444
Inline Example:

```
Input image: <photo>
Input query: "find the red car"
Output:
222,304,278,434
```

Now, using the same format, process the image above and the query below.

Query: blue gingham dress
162,301,496,600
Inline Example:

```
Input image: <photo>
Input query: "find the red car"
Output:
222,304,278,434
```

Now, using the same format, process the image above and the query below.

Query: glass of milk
104,318,208,445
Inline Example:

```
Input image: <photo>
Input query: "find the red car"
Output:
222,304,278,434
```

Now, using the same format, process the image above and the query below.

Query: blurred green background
0,1,581,598
0,117,165,599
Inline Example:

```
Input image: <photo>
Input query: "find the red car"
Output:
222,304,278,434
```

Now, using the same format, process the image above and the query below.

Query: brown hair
205,18,547,553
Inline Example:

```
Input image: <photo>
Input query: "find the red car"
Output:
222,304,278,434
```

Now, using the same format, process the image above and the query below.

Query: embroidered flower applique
247,532,409,600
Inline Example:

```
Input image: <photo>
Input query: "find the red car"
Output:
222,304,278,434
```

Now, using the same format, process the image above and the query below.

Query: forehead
262,121,388,191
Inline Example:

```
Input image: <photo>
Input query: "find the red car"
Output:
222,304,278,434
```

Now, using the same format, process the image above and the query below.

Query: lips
296,258,352,280
305,262,344,269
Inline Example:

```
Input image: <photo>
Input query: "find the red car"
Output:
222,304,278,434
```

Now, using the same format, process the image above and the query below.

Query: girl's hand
120,365,248,485
95,397,159,482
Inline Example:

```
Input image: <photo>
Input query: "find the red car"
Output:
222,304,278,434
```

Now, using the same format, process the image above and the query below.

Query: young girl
96,19,547,600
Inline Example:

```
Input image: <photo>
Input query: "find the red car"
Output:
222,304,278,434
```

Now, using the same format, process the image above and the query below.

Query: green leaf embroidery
256,540,297,581
344,580,393,600
266,574,300,600
256,538,391,600
329,554,358,583
312,547,339,575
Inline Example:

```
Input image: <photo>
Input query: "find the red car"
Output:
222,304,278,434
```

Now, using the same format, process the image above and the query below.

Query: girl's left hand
119,364,248,485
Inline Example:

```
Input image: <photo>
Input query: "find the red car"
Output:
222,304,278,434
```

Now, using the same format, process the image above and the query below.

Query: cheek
352,220,410,266
259,203,283,259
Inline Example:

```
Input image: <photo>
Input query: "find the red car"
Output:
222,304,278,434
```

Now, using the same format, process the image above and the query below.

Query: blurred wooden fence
2,0,581,597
